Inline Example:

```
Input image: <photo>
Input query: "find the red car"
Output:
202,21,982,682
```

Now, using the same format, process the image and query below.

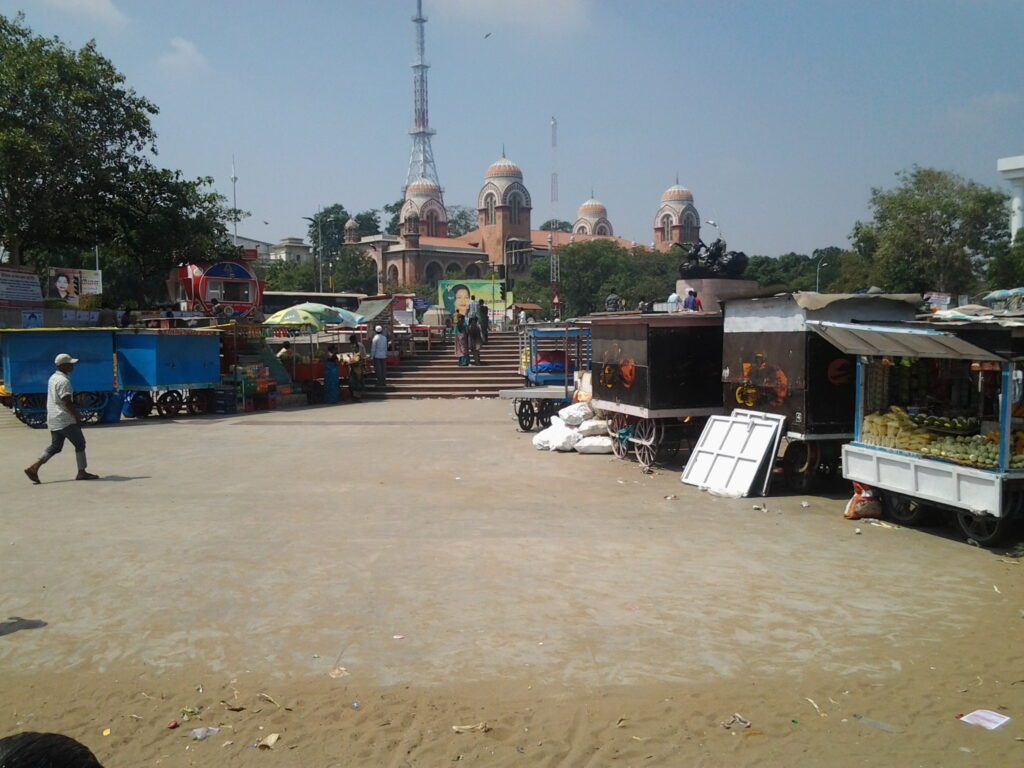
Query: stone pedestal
675,278,761,309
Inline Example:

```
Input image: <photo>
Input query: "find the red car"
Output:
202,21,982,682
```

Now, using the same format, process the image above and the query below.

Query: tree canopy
539,219,573,232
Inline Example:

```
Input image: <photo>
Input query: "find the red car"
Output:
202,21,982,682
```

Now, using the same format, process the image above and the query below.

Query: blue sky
5,0,1022,255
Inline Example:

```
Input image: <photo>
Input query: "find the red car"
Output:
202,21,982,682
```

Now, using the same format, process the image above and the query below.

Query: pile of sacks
531,401,614,454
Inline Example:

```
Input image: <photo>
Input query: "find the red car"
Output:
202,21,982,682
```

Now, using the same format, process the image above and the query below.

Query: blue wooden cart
115,329,222,418
0,328,116,428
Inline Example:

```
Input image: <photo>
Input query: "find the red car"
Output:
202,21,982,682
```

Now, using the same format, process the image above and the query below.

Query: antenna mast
406,0,441,195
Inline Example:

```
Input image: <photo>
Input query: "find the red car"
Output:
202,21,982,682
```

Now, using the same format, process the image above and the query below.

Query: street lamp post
302,212,341,293
816,258,830,292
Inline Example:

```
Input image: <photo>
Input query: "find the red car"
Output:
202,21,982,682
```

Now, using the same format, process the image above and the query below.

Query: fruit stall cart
807,319,1024,546
0,328,116,428
115,328,222,418
590,313,724,470
500,324,591,431
721,293,920,490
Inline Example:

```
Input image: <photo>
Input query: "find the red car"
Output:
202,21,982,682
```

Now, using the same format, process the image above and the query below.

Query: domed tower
654,183,700,251
572,197,614,236
344,216,359,244
400,177,448,246
477,153,532,270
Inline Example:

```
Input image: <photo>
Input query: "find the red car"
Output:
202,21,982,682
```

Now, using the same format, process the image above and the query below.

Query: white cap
375,325,383,333
54,353,79,366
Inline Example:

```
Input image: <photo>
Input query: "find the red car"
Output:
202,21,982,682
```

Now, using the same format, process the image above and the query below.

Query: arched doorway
465,264,481,279
386,265,399,285
446,263,462,277
424,261,444,286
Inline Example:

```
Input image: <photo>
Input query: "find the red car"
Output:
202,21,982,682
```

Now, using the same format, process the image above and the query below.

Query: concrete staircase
363,330,524,399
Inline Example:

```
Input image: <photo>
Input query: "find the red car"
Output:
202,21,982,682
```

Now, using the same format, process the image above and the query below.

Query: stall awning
805,321,1006,361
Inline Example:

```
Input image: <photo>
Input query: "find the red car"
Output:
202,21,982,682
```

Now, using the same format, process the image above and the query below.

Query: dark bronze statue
677,238,748,279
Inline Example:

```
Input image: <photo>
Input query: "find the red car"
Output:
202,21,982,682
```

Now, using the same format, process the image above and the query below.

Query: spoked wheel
74,391,107,423
14,394,47,428
633,418,660,471
514,398,536,431
783,441,818,493
536,400,554,429
881,492,933,527
125,391,154,419
956,511,1012,547
186,389,212,415
609,413,631,460
156,390,184,418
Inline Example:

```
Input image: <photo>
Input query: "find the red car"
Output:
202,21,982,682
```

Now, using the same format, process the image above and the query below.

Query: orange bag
845,482,882,520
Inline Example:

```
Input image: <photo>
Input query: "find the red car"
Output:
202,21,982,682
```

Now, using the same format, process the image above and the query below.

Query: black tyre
127,391,154,419
156,390,184,418
881,492,933,526
515,399,536,431
186,389,211,415
956,511,1011,547
783,441,817,493
536,400,553,428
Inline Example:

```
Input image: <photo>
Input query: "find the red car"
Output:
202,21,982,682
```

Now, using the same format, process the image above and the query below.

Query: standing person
518,308,527,329
691,289,703,311
348,334,365,397
604,288,622,312
467,316,484,366
479,299,489,343
24,354,99,484
276,341,293,363
454,312,469,366
371,324,388,388
467,294,480,321
683,291,696,311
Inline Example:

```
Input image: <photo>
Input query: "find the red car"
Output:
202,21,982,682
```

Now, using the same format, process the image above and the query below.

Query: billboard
0,266,43,308
438,279,512,317
48,268,103,306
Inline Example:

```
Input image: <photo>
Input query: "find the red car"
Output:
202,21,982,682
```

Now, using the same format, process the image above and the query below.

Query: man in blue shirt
370,325,388,389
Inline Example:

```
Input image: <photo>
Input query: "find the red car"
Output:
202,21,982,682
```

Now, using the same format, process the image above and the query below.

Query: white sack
577,418,609,437
574,435,614,454
532,428,554,450
547,425,582,452
558,402,594,426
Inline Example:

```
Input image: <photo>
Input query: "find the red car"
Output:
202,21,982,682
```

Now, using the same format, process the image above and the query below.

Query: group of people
608,287,704,314
451,294,489,367
276,325,390,390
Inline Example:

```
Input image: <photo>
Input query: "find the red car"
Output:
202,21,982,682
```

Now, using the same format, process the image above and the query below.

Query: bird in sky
484,32,491,39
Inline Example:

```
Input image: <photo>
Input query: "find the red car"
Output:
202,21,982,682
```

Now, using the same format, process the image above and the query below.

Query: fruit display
860,406,933,449
919,434,1000,468
910,413,980,435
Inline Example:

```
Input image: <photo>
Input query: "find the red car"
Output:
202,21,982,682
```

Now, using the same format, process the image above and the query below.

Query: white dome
485,157,523,180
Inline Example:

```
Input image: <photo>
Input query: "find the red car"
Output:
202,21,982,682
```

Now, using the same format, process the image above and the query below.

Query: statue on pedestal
677,238,748,279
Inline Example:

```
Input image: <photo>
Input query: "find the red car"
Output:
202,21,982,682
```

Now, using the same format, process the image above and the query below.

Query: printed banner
0,266,43,307
48,268,103,306
438,279,512,318
21,310,43,328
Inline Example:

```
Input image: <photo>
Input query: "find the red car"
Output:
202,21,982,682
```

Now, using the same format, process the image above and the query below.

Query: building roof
529,230,639,251
661,184,694,203
485,157,523,179
577,198,607,217
405,177,442,196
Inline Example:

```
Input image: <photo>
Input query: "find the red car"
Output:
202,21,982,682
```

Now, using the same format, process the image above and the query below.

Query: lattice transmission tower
406,0,442,194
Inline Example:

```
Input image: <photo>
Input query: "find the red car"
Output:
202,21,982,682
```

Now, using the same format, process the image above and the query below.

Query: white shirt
370,333,388,359
46,371,76,431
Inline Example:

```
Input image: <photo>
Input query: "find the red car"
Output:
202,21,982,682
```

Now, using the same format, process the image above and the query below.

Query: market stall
0,328,116,427
115,328,222,418
589,313,723,470
808,319,1024,545
500,324,591,431
721,293,919,490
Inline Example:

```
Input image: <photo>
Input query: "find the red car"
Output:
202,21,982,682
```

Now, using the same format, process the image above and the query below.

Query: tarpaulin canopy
791,292,922,311
805,320,1005,362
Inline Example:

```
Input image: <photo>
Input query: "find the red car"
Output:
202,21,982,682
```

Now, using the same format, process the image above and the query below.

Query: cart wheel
186,390,211,415
514,399,536,431
14,394,47,429
956,511,1011,547
536,400,553,428
881,492,933,527
634,418,659,470
609,413,631,460
74,392,106,423
127,391,154,419
156,390,184,418
782,441,818,493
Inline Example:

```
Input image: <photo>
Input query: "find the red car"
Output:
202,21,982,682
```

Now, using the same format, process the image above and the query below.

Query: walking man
371,324,388,388
467,317,484,366
24,354,99,483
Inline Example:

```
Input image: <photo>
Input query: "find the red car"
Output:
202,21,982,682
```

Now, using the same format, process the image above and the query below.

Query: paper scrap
257,733,280,749
959,709,1010,730
452,722,490,734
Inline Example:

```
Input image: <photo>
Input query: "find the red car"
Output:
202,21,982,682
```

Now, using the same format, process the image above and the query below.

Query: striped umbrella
263,307,323,329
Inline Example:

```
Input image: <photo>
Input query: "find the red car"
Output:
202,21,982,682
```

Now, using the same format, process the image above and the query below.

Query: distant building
270,237,313,266
232,235,273,262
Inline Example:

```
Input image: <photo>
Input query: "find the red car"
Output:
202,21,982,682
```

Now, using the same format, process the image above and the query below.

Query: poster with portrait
47,268,103,306
438,279,512,319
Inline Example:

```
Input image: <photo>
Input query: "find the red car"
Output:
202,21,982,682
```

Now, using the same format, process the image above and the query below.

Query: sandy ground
1,398,1023,767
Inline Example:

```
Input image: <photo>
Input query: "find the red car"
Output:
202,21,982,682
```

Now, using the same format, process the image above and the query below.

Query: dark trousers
373,358,386,388
40,424,87,470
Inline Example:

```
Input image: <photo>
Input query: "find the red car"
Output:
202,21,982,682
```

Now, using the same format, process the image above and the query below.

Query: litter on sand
959,709,1011,730
720,713,751,730
800,501,810,508
392,634,405,640
328,666,349,679
257,733,280,750
452,722,490,734
257,693,281,708
852,714,903,734
805,698,826,717
101,729,110,737
190,727,220,741
993,585,1002,594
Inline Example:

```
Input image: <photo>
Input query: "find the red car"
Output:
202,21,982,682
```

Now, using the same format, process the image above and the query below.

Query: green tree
852,167,1010,294
540,219,572,232
328,245,377,294
306,203,349,260
446,205,477,237
383,197,403,235
0,14,158,266
352,209,380,237
257,260,316,292
986,230,1024,289
554,240,631,316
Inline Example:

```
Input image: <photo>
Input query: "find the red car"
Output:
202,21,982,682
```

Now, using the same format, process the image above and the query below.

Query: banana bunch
895,427,934,452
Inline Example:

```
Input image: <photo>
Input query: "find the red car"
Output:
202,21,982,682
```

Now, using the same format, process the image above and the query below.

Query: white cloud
943,91,1019,133
38,0,128,29
431,0,590,32
158,37,209,77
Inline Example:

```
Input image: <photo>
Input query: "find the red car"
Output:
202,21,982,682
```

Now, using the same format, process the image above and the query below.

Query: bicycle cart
115,329,222,418
0,328,116,428
721,293,919,491
589,313,724,470
501,324,591,431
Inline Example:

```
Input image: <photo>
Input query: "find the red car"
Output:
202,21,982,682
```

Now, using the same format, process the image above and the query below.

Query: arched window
595,224,609,236
407,215,419,234
424,262,443,286
426,211,439,237
387,265,399,285
465,264,480,279
509,193,523,225
576,225,588,235
446,263,461,276
681,212,698,244
484,194,496,226
661,214,673,242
